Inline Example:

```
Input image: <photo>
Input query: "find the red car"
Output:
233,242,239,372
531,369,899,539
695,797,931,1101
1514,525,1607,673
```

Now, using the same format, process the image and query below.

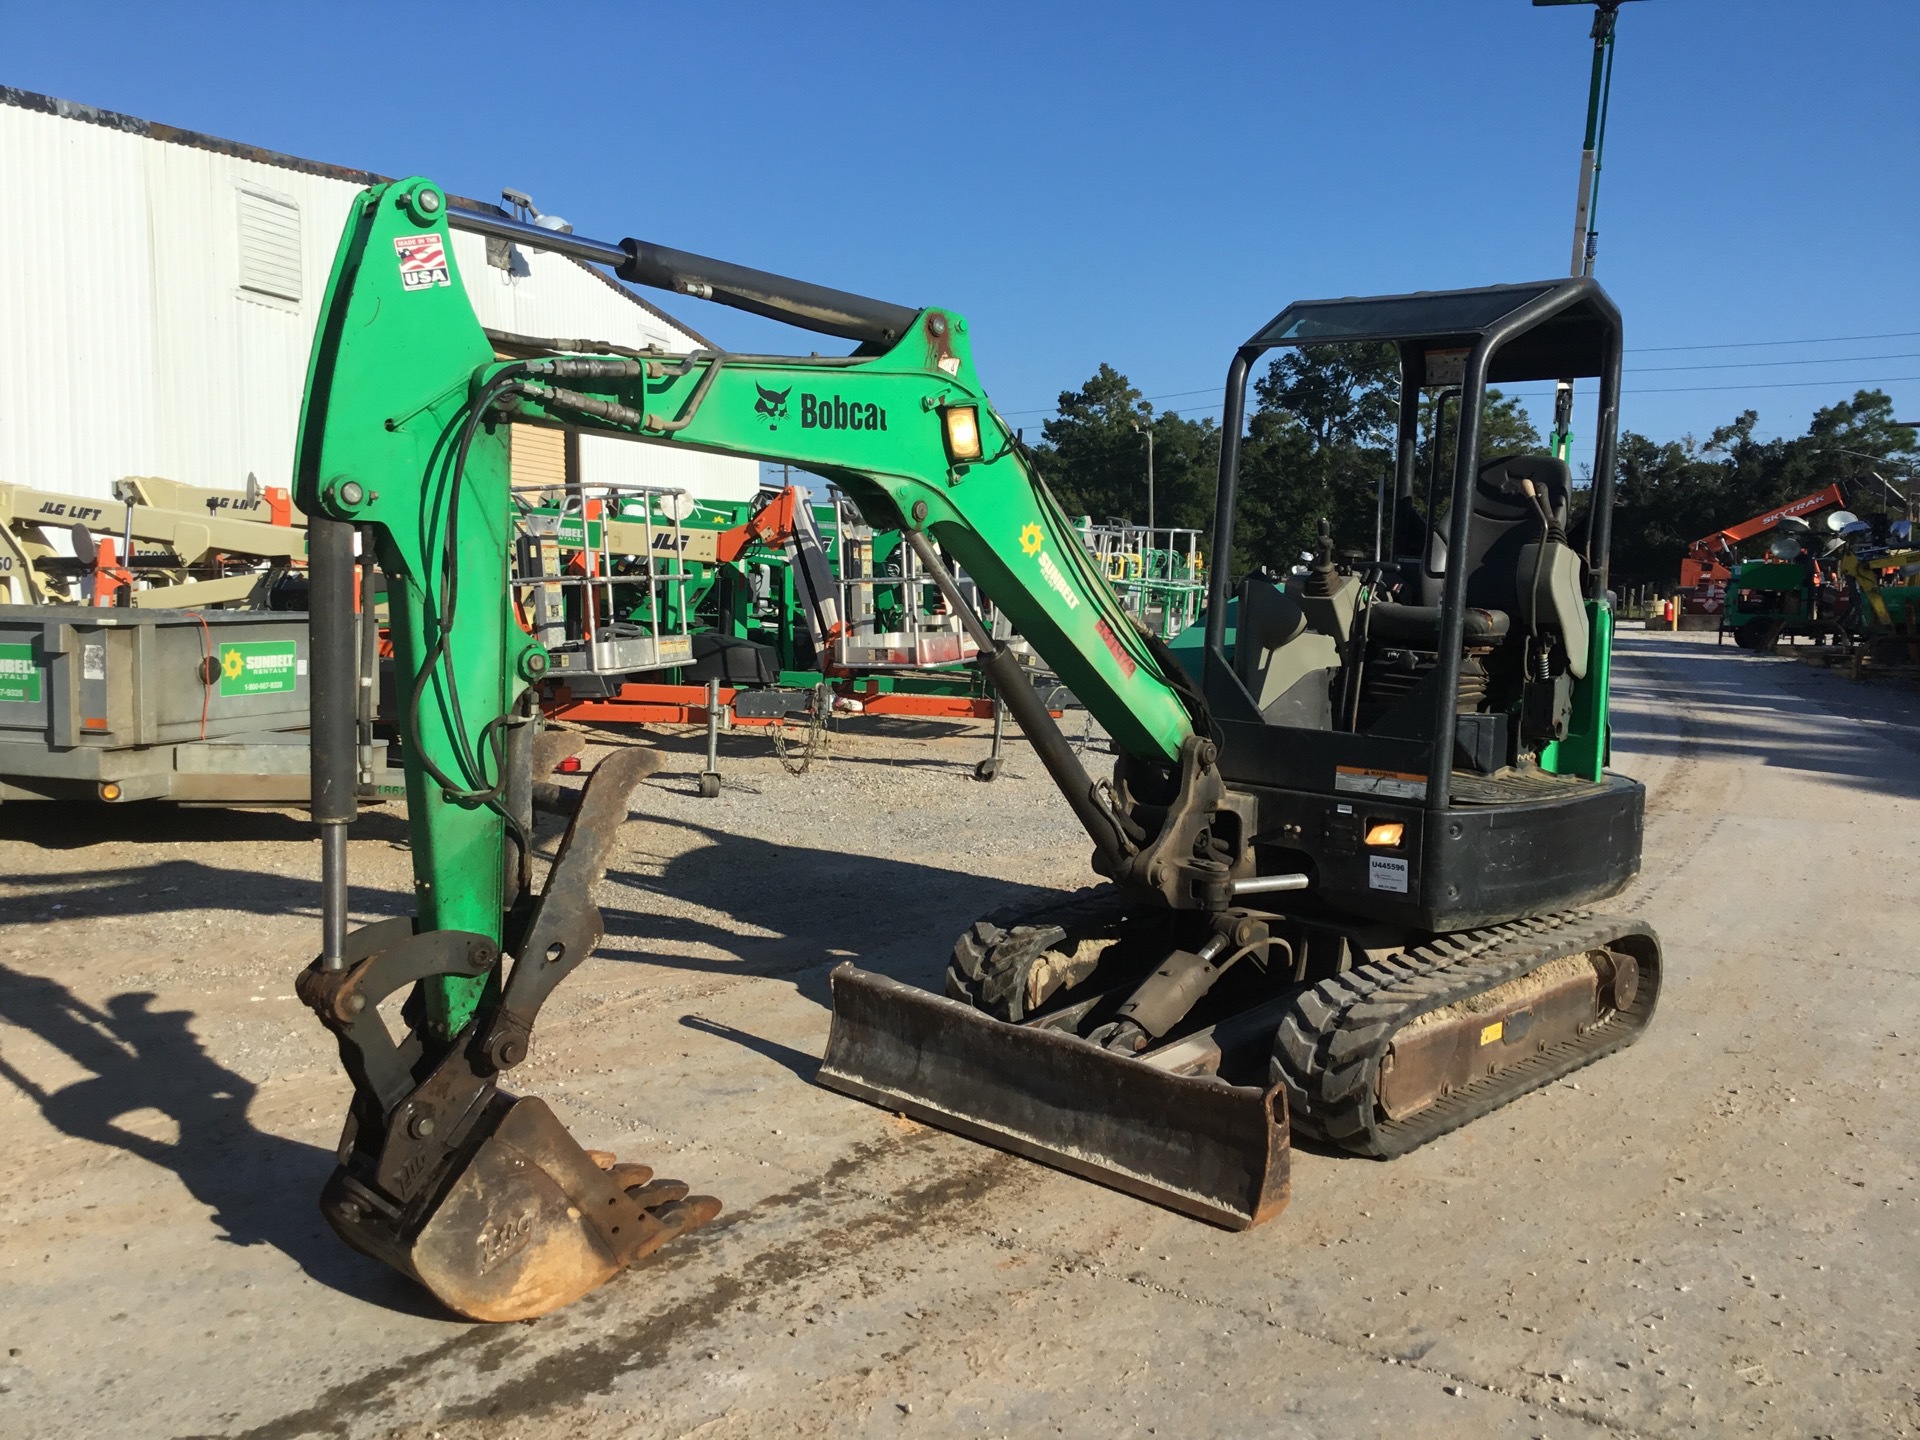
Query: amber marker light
943,405,983,462
1365,821,1404,848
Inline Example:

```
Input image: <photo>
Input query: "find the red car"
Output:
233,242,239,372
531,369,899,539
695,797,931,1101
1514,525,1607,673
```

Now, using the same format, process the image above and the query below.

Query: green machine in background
1721,555,1832,650
517,477,999,709
1718,513,1853,652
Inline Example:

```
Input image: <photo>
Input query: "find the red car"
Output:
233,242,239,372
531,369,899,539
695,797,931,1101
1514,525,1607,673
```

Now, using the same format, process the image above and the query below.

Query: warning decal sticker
394,234,451,291
1335,765,1427,801
1094,618,1138,678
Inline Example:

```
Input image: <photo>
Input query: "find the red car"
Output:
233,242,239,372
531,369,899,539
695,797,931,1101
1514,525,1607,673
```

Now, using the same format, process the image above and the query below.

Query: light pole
1535,0,1639,462
1130,419,1155,532
1812,446,1918,524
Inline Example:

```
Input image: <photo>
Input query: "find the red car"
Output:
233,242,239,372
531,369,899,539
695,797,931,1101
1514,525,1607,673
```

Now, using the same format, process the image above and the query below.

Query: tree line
1022,345,1917,589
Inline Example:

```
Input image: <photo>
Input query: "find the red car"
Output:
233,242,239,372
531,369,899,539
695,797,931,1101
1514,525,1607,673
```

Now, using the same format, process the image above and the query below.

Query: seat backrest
1392,493,1449,607
1462,454,1570,612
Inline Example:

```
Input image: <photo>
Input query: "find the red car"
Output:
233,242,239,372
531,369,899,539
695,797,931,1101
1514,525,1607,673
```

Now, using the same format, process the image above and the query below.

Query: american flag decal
394,234,451,290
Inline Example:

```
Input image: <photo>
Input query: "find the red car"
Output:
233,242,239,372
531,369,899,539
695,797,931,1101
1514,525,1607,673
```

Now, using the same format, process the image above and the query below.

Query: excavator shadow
598,819,1056,1012
0,858,411,929
678,1014,818,1082
0,804,410,851
0,961,437,1314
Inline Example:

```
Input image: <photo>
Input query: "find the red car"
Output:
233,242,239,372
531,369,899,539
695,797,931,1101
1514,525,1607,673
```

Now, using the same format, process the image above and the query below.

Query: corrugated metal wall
0,100,759,505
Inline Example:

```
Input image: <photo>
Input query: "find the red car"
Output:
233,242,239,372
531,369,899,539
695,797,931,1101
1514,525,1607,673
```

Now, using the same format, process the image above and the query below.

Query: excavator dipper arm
293,181,718,1321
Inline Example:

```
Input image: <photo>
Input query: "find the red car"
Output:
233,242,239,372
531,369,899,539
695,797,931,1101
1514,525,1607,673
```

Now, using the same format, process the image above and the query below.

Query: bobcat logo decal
754,384,792,429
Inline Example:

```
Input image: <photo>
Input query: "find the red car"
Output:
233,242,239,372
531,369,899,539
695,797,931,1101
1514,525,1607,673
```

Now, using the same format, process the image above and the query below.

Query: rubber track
1272,909,1662,1159
945,886,1138,1020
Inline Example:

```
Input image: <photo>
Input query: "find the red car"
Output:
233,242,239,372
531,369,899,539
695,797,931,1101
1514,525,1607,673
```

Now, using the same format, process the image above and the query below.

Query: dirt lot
1,629,1916,1439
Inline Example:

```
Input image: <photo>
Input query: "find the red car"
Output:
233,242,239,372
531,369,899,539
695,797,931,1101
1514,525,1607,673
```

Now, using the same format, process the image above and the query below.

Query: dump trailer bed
0,604,346,803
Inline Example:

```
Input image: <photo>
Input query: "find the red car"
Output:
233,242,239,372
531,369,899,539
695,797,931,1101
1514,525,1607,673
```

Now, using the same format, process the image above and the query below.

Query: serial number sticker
1368,855,1410,893
82,643,106,680
1424,346,1469,388
1479,1020,1504,1047
1336,765,1427,801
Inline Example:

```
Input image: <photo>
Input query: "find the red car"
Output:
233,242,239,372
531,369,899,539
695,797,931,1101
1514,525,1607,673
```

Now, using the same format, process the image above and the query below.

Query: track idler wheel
324,1094,720,1323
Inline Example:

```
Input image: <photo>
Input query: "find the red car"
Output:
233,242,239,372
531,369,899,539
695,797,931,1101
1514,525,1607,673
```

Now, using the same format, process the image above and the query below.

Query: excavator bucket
306,747,721,1323
325,1094,718,1323
818,965,1289,1230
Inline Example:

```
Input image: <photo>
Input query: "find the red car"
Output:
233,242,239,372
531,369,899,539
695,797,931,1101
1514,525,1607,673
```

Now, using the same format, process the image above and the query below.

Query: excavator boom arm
299,180,1199,796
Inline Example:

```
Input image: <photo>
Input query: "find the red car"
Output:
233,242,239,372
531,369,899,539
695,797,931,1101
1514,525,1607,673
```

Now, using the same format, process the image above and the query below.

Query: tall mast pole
1540,0,1628,463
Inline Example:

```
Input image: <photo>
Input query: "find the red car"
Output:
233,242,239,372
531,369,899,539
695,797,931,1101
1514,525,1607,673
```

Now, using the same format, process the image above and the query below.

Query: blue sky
8,1,1918,454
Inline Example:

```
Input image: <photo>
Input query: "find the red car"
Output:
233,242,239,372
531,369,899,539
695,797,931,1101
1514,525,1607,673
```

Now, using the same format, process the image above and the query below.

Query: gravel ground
0,630,1916,1438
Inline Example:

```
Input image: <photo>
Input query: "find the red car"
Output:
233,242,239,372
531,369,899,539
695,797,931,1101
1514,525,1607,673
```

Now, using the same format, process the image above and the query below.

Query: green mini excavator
294,177,1659,1320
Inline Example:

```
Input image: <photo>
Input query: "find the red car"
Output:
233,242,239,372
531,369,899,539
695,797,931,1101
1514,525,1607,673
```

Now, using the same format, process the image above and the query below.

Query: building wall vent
236,186,302,302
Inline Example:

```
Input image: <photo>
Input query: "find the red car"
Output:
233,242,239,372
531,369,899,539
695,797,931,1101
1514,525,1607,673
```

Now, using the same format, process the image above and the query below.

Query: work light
943,406,982,463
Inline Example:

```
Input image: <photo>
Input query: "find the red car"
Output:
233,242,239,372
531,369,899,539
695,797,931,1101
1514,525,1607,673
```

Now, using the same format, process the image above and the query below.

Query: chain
773,684,832,775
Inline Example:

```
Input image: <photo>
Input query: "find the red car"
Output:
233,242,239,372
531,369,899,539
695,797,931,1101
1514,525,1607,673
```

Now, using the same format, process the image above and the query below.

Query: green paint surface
1541,601,1612,781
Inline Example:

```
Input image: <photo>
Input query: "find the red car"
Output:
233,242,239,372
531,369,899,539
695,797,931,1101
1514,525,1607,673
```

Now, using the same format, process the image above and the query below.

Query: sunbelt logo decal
1018,523,1079,612
218,641,302,697
0,644,40,703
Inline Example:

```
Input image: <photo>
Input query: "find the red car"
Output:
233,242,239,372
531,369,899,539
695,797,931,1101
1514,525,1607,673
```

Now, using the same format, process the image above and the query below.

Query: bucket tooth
818,964,1289,1230
324,1095,720,1323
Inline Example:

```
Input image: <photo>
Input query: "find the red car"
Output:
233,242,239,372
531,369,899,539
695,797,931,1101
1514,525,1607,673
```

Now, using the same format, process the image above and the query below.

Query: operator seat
1369,454,1573,648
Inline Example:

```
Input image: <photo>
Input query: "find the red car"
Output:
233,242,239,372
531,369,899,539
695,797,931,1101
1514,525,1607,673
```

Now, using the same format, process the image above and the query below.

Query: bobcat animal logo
754,384,792,429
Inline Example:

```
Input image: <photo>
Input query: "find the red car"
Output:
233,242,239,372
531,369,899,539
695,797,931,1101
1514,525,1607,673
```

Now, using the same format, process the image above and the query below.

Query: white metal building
0,87,759,505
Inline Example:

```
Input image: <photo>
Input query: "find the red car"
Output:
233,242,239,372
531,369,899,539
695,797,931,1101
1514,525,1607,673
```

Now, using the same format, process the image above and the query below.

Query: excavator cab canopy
1207,274,1623,676
1238,276,1624,604
1197,278,1634,929
1248,278,1618,386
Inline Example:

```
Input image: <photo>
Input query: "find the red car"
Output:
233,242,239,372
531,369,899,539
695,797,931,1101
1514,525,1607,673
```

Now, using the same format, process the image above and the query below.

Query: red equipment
1681,484,1844,589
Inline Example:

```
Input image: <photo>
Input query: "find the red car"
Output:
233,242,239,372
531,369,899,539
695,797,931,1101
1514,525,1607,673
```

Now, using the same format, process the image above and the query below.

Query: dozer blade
818,964,1289,1230
325,1094,720,1323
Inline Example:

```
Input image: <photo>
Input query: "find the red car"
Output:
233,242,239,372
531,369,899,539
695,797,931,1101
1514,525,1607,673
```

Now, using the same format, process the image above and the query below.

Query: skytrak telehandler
294,177,1658,1321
